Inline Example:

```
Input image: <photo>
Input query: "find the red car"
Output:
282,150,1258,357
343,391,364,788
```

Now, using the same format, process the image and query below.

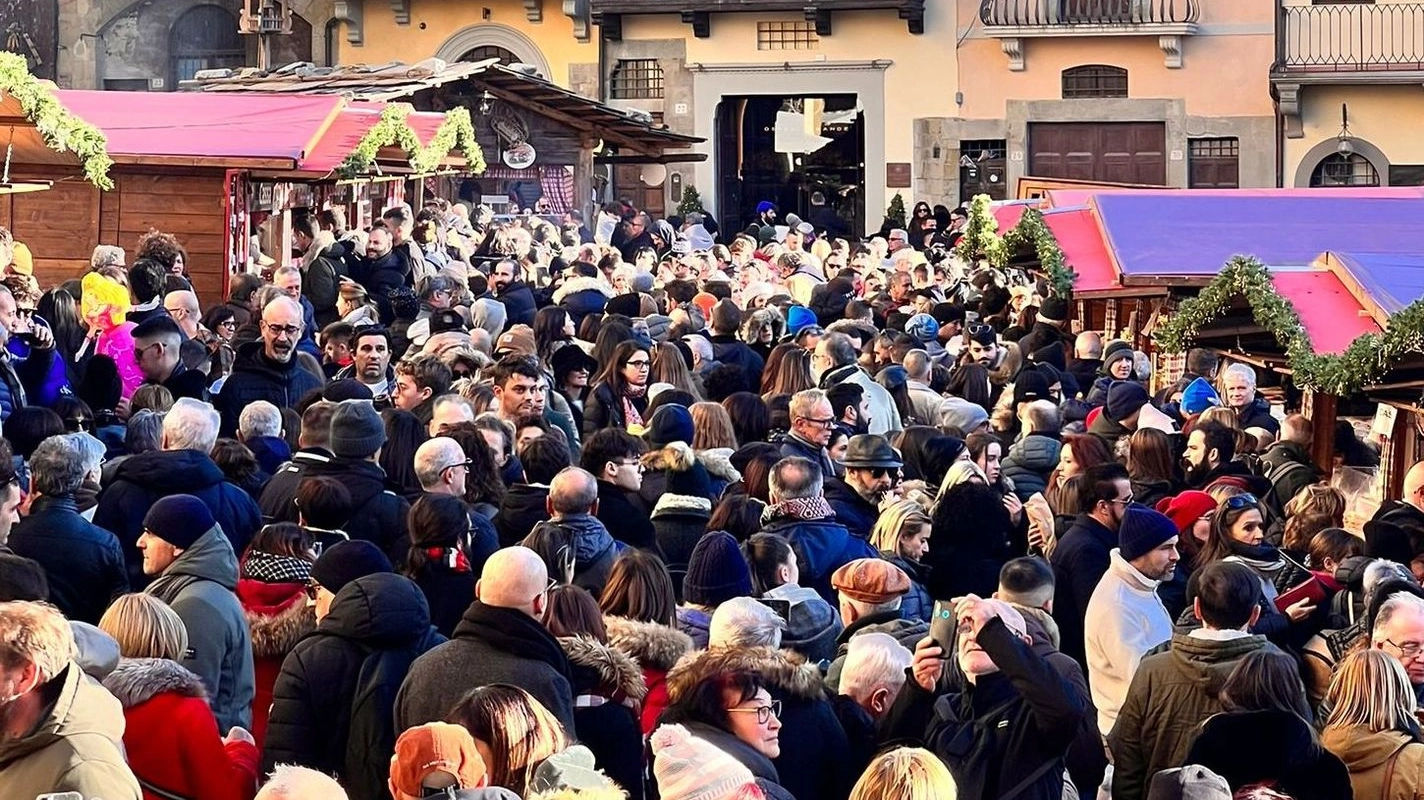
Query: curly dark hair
136,230,185,269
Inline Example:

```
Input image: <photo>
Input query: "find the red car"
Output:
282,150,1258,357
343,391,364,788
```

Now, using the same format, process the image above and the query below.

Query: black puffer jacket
299,457,410,562
214,342,323,436
1003,433,1061,502
261,573,445,800
495,483,551,548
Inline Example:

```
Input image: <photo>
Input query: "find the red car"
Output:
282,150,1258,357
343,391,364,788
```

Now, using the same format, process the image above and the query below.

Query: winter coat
709,333,766,393
778,431,835,477
822,609,928,692
9,495,127,624
553,512,627,597
262,573,444,800
245,435,293,478
1087,404,1134,451
215,341,324,436
1323,724,1424,800
761,513,878,604
1108,631,1278,800
927,481,1020,601
257,448,333,523
0,663,141,800
637,442,738,513
350,251,405,323
595,478,659,552
606,616,692,735
237,577,313,750
1236,395,1280,435
667,645,857,800
1003,433,1061,502
104,658,260,800
407,553,478,639
1050,513,1118,667
883,616,1088,800
1084,549,1174,737
494,280,537,328
823,477,878,541
145,526,257,733
495,483,551,548
299,456,410,562
304,240,348,328
559,635,647,800
395,600,576,734
159,360,212,402
554,276,614,330
882,551,933,623
675,605,713,650
651,495,710,592
1131,477,1174,512
95,449,263,589
764,582,843,663
582,381,647,437
1185,709,1351,800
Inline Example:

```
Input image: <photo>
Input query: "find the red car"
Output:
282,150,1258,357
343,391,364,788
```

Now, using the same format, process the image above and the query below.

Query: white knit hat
651,724,758,800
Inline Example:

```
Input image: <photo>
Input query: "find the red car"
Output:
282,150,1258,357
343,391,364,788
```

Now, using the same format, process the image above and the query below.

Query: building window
610,59,664,100
1188,138,1240,188
1389,165,1424,185
1310,153,1380,187
1061,65,1128,99
460,45,521,64
757,21,819,50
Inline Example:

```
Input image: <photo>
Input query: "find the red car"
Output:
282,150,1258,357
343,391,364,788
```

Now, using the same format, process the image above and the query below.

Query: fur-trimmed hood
652,493,712,518
667,645,823,703
740,307,785,344
644,441,742,483
553,276,615,304
238,579,315,658
606,616,693,672
558,634,648,701
102,657,207,708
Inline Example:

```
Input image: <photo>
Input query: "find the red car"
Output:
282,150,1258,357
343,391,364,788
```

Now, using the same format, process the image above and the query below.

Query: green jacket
0,662,140,799
1108,631,1277,800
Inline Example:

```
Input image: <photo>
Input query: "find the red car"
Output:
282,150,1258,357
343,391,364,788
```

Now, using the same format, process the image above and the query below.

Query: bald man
163,290,203,339
545,466,627,596
214,294,323,435
1365,460,1424,580
394,545,575,733
1067,331,1103,393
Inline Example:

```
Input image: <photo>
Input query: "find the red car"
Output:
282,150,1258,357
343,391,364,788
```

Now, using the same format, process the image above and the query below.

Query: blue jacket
9,496,128,624
5,339,67,409
883,551,933,624
215,341,324,436
1049,514,1117,667
761,514,877,604
93,449,263,589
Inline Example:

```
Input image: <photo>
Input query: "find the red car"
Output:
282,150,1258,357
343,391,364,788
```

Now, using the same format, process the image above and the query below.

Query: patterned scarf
623,383,647,429
242,551,313,584
761,496,835,525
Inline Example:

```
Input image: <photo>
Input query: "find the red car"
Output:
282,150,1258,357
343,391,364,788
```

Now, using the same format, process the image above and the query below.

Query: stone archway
433,23,550,80
1294,136,1390,187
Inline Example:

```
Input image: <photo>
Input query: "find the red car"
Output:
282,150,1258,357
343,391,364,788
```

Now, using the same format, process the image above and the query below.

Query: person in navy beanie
637,404,696,510
141,493,256,733
309,539,393,618
1090,380,1149,452
676,531,753,648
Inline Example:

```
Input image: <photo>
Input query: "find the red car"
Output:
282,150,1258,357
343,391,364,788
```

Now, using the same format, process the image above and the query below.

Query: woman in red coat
100,593,260,800
237,523,315,749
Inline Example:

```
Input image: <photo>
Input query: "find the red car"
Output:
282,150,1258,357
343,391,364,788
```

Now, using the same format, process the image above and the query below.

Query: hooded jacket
553,512,627,597
1002,433,1062,502
145,526,256,733
554,276,614,330
1186,709,1351,800
1323,724,1424,800
558,635,648,800
215,341,324,436
762,511,878,604
103,657,260,800
496,279,538,328
0,663,141,800
666,645,857,800
95,449,263,588
820,363,903,435
262,573,444,800
606,616,692,735
301,456,410,561
1108,631,1278,800
9,495,128,624
237,576,313,750
304,237,349,328
764,581,843,663
709,332,766,391
496,483,552,548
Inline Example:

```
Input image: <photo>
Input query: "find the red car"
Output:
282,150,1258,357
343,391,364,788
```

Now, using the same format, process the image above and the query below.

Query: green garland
953,194,1005,266
1151,255,1424,395
0,53,113,189
337,104,485,179
953,193,1077,297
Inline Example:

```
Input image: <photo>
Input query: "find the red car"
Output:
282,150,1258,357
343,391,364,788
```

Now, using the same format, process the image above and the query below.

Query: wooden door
1029,122,1167,186
613,165,665,219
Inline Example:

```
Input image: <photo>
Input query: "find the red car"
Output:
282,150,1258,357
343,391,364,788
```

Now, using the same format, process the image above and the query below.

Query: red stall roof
54,90,344,167
1269,269,1383,356
1040,207,1126,297
298,104,455,175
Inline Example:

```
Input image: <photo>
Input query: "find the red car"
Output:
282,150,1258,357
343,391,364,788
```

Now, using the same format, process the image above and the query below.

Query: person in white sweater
1085,505,1180,737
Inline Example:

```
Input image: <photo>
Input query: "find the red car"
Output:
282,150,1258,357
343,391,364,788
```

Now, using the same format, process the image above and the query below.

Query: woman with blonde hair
870,499,933,622
650,341,704,401
691,401,737,451
1322,649,1424,799
445,684,571,796
99,594,260,800
849,747,957,800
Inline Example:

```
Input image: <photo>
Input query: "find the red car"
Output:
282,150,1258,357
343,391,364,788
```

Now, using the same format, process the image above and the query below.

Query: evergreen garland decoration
1002,206,1077,298
0,53,113,189
886,192,907,229
677,185,704,217
953,193,1005,266
338,104,485,179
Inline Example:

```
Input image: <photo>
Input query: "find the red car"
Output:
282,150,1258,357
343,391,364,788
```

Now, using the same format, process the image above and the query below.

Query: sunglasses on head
967,323,994,337
1224,494,1259,511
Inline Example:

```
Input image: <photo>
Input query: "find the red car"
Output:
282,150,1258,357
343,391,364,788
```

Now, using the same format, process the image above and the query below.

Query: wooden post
1305,389,1337,477
575,137,597,224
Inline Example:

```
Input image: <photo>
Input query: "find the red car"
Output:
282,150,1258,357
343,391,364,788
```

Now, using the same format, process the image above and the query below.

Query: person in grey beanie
298,399,410,561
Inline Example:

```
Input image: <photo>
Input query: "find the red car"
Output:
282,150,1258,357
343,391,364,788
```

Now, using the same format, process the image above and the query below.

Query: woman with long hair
966,431,1013,498
1046,433,1112,516
1281,483,1346,556
721,392,770,447
600,549,691,735
650,341,703,400
759,342,800,397
590,321,636,369
927,461,1019,599
378,408,428,499
99,593,260,800
437,420,507,517
849,747,958,800
583,340,652,436
236,522,315,750
691,401,738,451
403,494,482,638
1196,493,1313,641
336,282,379,327
870,499,934,622
1323,649,1424,799
1127,428,1178,509
532,306,574,367
761,348,814,404
445,684,571,796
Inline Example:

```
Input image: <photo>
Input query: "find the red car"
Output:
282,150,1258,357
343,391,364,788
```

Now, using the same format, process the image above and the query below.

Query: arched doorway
170,5,245,89
1310,153,1380,187
459,45,519,64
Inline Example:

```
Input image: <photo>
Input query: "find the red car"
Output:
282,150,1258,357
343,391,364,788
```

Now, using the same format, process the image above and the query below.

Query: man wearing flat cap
822,558,925,692
824,435,903,541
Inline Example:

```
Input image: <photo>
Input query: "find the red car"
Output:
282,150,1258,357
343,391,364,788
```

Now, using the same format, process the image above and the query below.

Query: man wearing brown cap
823,558,927,692
388,722,516,800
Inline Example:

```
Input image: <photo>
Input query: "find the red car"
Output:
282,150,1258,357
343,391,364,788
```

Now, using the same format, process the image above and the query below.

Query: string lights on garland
953,194,1077,298
338,104,485,179
0,53,113,190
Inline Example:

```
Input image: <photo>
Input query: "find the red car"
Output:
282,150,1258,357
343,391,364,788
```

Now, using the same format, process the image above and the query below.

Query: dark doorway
170,5,245,90
1029,122,1167,185
959,139,1007,203
715,94,865,237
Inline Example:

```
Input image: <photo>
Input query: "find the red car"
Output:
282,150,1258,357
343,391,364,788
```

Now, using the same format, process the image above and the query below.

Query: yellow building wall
1285,84,1424,185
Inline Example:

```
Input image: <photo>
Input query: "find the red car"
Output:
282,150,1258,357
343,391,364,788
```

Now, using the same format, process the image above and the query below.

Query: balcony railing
979,0,1199,27
1278,3,1424,74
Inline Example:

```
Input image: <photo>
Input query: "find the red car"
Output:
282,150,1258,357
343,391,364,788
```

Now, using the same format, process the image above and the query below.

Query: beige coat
1322,724,1424,800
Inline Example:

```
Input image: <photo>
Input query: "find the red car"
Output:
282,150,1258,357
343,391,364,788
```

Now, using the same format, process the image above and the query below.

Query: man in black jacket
260,400,338,522
824,434,900,541
707,300,764,391
214,296,322,436
1050,462,1131,667
491,258,536,329
780,388,836,477
132,315,208,402
495,435,570,548
300,399,410,562
580,428,658,552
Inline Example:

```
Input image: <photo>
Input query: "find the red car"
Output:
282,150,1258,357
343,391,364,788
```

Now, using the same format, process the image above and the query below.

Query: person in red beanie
1154,490,1219,620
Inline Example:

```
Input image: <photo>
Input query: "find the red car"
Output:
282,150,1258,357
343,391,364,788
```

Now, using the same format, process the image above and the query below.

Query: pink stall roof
1269,269,1383,356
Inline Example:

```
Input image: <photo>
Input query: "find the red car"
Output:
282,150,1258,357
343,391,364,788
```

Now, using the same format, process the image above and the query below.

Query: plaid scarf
761,496,835,525
242,551,313,584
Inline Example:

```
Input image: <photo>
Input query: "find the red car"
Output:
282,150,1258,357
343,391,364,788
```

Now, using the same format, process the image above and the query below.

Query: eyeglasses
800,416,836,429
1386,639,1424,659
625,358,651,368
727,700,782,725
1108,495,1134,506
133,342,163,362
218,320,237,329
441,460,473,474
264,322,303,338
1224,494,1259,511
612,459,643,469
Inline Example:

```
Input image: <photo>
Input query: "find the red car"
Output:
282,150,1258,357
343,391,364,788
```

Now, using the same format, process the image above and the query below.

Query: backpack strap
1380,742,1405,800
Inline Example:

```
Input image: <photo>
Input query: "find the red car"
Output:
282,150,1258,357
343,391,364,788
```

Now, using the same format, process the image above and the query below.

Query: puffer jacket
764,582,843,663
214,341,324,436
554,276,614,329
559,635,648,800
606,616,693,735
882,551,932,623
1003,433,1062,502
582,381,647,437
666,645,857,800
262,573,445,800
145,526,256,734
1323,724,1424,800
237,577,313,750
761,513,878,604
104,658,259,800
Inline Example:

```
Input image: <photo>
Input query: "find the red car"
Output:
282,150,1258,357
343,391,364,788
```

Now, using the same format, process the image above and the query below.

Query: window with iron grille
610,59,664,100
960,139,1007,160
1061,65,1128,99
758,21,819,50
1311,153,1380,187
1188,137,1240,189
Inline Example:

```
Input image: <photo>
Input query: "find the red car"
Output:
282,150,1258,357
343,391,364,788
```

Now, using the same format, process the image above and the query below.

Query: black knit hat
683,531,752,606
142,494,215,550
605,293,642,319
311,540,393,594
330,399,386,459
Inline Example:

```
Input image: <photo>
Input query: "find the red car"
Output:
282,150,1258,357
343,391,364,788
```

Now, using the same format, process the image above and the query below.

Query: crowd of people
0,195,1414,800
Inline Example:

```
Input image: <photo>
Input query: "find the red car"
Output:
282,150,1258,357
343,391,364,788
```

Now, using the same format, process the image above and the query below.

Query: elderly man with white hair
256,764,349,800
237,399,292,475
667,595,859,800
413,436,500,573
829,632,912,780
94,396,262,587
0,601,141,798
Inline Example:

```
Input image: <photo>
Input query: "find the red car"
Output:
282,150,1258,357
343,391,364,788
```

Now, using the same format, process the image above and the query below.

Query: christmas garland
954,193,1077,297
337,104,485,179
1151,255,1424,395
953,194,1006,267
0,53,113,189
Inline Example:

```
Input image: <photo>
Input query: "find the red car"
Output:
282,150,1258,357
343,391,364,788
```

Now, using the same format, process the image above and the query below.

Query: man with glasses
131,315,208,402
580,428,657,552
413,436,499,569
825,435,902,541
162,289,204,340
1372,593,1424,704
215,296,322,436
1050,462,1133,668
781,388,837,476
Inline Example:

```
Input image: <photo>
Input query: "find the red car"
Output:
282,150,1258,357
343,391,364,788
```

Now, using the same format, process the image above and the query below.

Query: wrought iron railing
1277,3,1424,73
979,0,1199,27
